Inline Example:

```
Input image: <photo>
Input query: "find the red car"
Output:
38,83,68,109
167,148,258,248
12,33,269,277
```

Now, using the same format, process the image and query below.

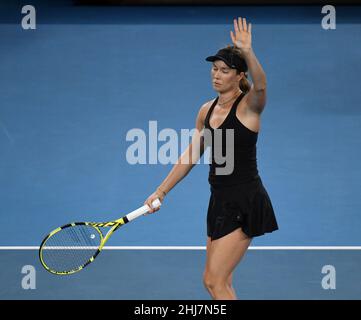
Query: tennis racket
39,198,161,275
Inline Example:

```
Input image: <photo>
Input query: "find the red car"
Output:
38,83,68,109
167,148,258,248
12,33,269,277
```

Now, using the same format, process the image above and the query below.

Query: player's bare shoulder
197,99,216,127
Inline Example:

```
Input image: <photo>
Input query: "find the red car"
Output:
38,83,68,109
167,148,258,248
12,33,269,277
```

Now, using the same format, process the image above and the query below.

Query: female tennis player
144,17,278,300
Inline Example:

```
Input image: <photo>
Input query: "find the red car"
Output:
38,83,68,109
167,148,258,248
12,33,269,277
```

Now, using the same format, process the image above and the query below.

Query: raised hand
230,17,252,55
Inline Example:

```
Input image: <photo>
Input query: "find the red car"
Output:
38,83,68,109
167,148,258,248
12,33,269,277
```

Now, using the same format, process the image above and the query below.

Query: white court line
1,246,361,250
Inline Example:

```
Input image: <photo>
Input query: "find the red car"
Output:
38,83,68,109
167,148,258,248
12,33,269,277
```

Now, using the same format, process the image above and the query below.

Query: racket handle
126,198,161,222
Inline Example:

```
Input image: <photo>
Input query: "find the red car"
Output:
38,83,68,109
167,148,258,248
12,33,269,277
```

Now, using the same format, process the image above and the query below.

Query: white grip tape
126,198,161,222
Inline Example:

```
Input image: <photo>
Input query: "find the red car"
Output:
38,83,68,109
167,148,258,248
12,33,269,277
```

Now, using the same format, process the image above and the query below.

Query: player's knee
203,272,225,290
227,276,232,287
203,272,212,290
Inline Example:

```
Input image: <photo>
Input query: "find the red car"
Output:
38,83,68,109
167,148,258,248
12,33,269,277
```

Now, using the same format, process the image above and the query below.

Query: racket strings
41,224,102,273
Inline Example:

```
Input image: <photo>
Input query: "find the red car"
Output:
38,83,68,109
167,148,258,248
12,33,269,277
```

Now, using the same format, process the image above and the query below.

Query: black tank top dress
204,93,278,240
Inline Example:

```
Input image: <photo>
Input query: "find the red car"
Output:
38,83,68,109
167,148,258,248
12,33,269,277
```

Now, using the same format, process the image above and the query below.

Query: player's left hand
230,17,252,55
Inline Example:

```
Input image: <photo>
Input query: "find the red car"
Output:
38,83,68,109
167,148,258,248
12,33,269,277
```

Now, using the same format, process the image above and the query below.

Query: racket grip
126,198,161,222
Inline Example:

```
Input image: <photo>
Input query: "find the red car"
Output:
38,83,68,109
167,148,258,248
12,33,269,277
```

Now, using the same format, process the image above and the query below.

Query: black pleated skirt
207,176,279,241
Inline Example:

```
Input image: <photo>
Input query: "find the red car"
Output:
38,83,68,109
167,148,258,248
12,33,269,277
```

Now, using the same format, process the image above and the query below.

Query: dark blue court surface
1,249,360,299
1,2,361,299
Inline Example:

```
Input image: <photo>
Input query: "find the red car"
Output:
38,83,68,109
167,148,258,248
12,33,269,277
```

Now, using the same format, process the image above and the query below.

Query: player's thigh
206,236,232,284
206,228,252,281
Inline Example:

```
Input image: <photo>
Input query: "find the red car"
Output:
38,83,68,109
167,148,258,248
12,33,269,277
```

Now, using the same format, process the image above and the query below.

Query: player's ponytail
225,44,251,94
239,71,251,94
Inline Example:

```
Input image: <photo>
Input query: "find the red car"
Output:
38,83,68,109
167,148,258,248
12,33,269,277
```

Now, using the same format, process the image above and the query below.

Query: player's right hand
144,191,164,214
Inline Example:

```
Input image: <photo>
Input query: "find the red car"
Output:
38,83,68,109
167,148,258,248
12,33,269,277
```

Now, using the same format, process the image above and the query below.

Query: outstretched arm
231,17,267,114
144,103,208,213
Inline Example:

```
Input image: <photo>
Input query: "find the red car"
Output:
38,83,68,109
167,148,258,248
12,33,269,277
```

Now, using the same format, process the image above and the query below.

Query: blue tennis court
0,1,360,299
